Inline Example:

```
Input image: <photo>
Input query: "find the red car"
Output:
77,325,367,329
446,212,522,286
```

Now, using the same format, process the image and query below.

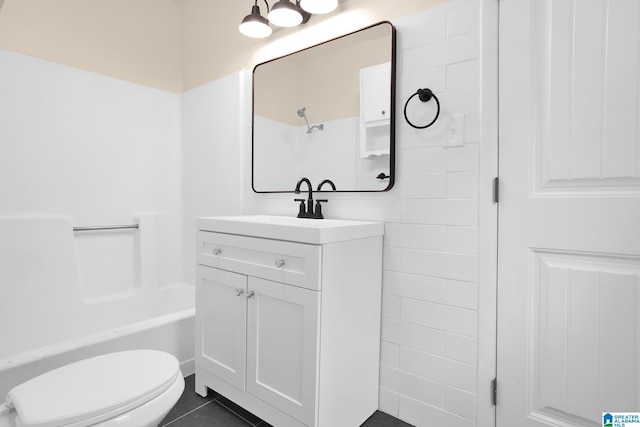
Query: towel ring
403,88,440,129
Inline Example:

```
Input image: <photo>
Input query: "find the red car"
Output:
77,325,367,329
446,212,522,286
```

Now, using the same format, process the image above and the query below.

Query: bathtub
0,216,195,398
0,289,195,399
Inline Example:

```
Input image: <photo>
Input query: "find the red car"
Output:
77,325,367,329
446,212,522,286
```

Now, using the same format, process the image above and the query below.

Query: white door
246,276,320,426
497,0,640,426
196,265,247,390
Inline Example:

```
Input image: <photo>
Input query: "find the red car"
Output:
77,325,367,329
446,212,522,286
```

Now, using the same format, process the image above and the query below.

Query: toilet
0,350,184,427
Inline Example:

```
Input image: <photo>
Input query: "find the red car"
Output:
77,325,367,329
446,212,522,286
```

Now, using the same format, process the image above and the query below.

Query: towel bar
72,224,139,232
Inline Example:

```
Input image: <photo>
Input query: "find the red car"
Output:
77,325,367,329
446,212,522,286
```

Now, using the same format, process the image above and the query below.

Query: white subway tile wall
389,3,480,423
246,0,481,425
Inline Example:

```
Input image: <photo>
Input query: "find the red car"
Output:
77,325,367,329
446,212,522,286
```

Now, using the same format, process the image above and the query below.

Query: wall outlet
443,115,465,147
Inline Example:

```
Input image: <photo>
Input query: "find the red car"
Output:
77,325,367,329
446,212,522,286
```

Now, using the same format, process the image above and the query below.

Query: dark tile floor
160,375,414,427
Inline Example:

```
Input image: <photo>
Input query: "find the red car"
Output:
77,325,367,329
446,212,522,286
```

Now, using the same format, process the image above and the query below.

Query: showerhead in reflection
297,107,324,134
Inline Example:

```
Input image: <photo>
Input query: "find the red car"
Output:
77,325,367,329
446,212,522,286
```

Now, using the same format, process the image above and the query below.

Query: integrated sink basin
196,215,383,244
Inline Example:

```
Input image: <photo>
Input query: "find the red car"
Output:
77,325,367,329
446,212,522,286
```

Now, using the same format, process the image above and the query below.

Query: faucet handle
294,198,307,218
313,199,328,219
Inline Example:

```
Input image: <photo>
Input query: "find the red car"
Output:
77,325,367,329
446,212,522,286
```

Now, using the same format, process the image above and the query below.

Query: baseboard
180,357,195,377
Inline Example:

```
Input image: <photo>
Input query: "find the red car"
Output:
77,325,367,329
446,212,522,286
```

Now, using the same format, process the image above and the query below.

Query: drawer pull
247,290,255,299
235,288,244,296
213,248,222,256
274,258,285,268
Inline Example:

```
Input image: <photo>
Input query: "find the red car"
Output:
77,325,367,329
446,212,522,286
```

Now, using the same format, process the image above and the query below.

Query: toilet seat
7,350,181,427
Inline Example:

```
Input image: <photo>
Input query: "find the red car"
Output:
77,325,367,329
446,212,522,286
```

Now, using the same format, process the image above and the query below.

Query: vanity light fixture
239,0,336,38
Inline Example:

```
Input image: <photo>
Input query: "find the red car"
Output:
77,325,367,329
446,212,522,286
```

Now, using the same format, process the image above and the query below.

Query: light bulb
300,0,338,14
239,20,272,38
268,0,303,27
239,4,272,38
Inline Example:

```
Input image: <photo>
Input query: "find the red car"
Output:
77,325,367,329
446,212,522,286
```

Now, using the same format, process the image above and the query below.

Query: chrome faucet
294,178,326,219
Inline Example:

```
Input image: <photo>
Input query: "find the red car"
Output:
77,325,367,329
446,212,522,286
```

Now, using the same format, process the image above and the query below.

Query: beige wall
0,0,446,93
0,0,183,92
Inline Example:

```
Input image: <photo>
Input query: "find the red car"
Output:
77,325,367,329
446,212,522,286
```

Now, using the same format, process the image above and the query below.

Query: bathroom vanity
194,215,384,427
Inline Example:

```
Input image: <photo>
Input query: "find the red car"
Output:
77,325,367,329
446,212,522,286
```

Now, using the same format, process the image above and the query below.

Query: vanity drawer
197,231,321,290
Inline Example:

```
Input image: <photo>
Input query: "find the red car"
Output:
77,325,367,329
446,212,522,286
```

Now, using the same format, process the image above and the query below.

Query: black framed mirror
252,21,396,193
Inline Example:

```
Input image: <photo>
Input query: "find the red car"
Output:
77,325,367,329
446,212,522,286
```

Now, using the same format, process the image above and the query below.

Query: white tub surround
0,46,190,398
0,215,195,398
0,216,193,357
194,215,384,427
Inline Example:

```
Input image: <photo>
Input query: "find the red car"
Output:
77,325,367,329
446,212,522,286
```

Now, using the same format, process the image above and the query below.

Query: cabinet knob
274,258,285,268
247,290,255,299
235,288,244,296
381,110,386,115
213,248,222,256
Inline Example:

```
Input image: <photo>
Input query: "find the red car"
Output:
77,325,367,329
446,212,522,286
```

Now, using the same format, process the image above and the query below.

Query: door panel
498,0,640,426
246,276,320,426
532,252,640,422
531,0,640,193
196,265,247,390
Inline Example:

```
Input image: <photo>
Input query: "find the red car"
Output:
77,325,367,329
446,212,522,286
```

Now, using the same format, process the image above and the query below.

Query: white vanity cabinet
194,216,384,427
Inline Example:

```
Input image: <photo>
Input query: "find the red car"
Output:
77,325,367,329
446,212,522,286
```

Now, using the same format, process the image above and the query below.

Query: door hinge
491,378,497,406
492,177,499,203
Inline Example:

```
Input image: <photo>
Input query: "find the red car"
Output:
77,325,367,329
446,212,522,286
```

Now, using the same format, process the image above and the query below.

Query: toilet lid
7,350,180,427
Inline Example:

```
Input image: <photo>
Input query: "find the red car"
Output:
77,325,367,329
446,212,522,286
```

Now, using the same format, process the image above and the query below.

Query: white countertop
196,215,384,244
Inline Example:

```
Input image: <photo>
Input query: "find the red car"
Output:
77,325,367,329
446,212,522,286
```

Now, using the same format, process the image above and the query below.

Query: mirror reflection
252,21,396,193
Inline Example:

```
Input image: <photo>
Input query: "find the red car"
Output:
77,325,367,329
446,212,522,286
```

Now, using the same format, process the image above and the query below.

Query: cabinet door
246,277,320,426
360,62,391,123
196,265,247,390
